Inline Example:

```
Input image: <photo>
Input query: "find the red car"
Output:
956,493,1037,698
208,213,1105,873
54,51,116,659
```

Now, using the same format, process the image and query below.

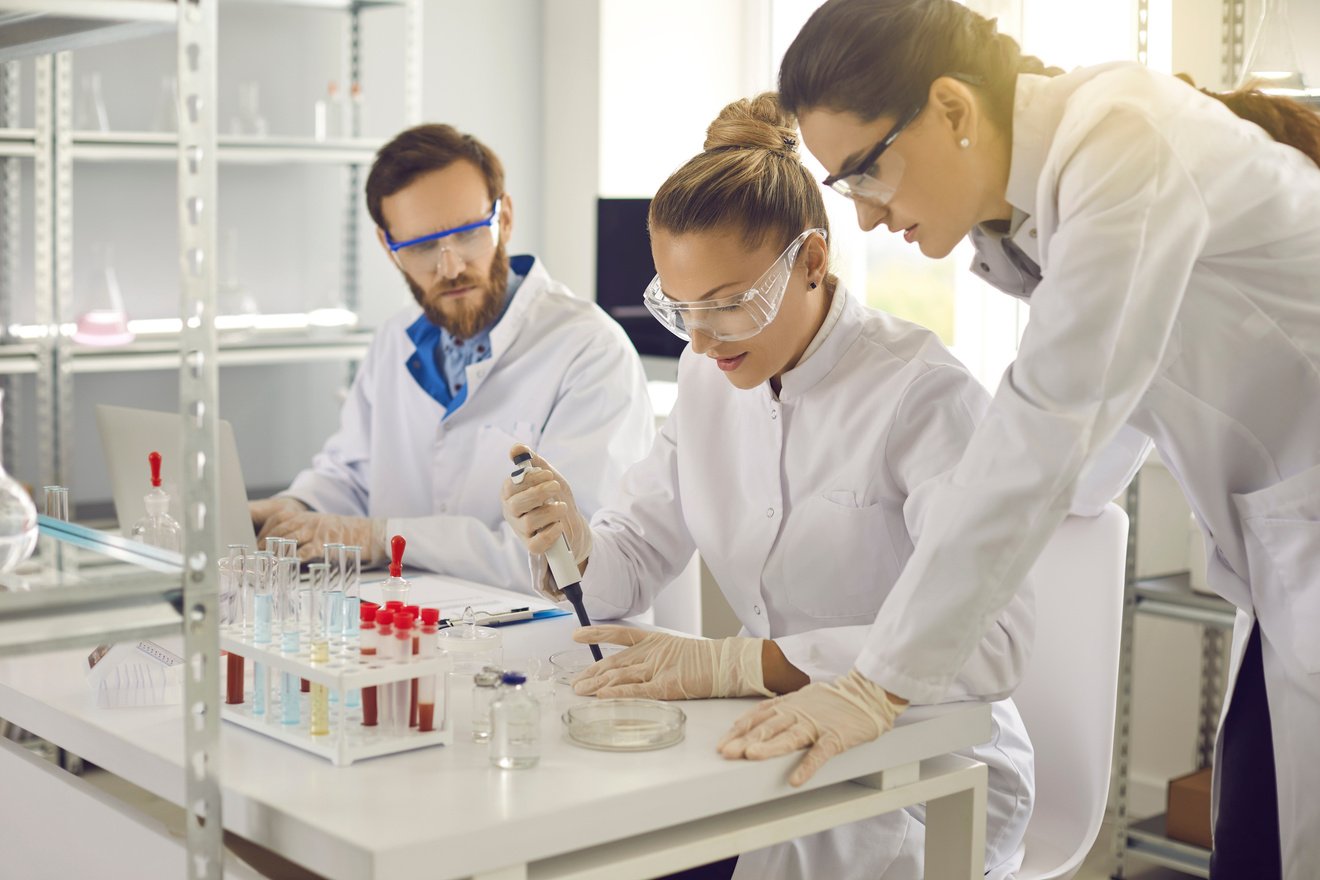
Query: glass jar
490,672,539,769
0,390,38,574
471,670,502,743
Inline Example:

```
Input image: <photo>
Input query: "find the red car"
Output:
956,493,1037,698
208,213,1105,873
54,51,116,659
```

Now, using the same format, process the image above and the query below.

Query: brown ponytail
778,0,1059,133
1175,74,1320,167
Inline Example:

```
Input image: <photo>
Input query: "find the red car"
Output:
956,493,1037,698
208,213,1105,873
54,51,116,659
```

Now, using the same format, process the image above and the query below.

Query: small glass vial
490,672,539,769
471,670,502,743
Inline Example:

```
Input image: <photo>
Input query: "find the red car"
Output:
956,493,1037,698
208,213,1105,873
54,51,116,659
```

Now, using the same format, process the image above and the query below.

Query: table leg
923,761,987,880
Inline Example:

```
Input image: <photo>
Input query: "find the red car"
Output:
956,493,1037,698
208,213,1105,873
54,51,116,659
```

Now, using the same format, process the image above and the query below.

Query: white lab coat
580,286,1034,880
286,255,655,591
860,63,1320,876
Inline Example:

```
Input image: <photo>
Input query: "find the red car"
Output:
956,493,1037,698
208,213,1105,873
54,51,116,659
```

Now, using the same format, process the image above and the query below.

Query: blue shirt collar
404,260,528,415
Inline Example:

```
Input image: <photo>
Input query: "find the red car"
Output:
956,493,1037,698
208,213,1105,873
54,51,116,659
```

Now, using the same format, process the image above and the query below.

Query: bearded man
251,124,654,587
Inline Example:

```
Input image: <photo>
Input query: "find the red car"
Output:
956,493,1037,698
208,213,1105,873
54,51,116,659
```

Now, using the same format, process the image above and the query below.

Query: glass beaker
73,244,133,347
152,75,179,133
75,72,110,132
231,81,268,137
0,390,38,574
218,228,260,338
1240,0,1308,93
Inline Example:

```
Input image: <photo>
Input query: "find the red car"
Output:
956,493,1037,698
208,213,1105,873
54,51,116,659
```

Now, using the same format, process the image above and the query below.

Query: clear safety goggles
385,199,501,276
643,228,826,343
820,104,918,206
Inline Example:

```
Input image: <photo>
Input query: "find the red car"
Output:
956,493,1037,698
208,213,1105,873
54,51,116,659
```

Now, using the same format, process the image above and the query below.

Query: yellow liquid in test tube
310,640,330,737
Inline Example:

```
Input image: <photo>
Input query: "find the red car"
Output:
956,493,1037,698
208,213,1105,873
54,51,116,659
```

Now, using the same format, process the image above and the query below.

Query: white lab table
0,615,992,879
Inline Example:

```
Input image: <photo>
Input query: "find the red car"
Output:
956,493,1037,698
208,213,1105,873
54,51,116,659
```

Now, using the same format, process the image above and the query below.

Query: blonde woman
501,94,1033,880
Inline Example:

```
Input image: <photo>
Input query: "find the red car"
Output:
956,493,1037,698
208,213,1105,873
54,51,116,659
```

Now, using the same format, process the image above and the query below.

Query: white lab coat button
1028,227,1038,238
753,604,761,615
770,409,778,420
765,507,774,518
475,367,486,378
979,261,990,272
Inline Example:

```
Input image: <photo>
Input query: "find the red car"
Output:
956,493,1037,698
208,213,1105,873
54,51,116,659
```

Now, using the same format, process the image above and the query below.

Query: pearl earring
959,137,971,149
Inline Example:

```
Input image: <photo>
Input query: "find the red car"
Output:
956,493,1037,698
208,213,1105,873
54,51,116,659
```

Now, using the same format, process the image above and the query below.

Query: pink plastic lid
395,613,415,632
376,609,395,627
419,608,440,626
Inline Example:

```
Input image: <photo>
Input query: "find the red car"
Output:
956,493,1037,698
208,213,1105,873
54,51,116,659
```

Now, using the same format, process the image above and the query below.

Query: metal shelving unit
0,3,223,878
0,1,420,876
0,0,422,508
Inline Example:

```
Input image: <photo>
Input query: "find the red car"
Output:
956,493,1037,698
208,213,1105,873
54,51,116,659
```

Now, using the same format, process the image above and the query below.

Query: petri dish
548,644,625,685
562,699,686,751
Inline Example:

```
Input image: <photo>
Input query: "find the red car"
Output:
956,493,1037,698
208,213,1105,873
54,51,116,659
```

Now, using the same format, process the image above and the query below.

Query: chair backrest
1015,503,1129,880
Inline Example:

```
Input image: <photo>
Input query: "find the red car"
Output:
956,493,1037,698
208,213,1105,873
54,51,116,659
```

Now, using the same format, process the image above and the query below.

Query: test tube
308,562,330,737
324,543,345,650
252,554,273,717
282,567,305,726
224,545,249,705
42,486,70,521
375,609,395,732
391,613,414,737
418,608,439,732
341,546,362,709
342,545,361,640
359,604,378,728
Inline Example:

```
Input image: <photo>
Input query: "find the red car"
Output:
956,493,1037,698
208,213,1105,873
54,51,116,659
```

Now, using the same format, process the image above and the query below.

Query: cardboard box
1167,767,1214,850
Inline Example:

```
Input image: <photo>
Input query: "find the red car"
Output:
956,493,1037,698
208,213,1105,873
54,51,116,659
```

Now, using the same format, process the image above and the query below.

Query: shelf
0,518,184,657
0,127,35,158
0,0,407,63
68,329,372,372
0,330,372,375
0,2,175,64
226,0,410,9
71,132,383,165
0,341,38,375
1134,573,1237,629
1125,813,1210,878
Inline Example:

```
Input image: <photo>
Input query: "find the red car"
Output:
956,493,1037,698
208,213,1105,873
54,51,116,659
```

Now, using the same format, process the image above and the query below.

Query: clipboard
360,573,570,628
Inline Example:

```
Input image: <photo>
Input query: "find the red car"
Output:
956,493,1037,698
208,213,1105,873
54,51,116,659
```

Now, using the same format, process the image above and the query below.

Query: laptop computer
96,404,257,549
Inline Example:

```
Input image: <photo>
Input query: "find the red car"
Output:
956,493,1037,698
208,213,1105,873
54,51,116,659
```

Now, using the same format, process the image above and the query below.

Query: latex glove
249,496,306,532
256,509,386,564
571,625,774,700
500,444,592,600
717,669,907,786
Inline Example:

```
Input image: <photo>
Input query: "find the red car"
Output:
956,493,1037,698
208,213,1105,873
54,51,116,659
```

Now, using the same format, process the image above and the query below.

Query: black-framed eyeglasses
820,103,923,200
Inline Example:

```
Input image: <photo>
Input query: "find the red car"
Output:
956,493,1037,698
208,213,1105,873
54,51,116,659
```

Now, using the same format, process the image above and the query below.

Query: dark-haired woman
718,2,1320,877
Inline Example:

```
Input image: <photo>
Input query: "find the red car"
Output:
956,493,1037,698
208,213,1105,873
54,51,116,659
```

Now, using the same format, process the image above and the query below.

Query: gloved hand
716,668,907,786
249,496,307,532
500,445,592,600
570,625,774,700
256,509,386,564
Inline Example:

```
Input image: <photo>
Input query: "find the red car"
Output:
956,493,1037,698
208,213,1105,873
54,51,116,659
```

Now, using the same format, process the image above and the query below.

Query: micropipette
509,451,602,661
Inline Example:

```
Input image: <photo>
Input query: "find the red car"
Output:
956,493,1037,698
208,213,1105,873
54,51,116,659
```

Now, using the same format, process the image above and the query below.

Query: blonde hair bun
703,92,799,155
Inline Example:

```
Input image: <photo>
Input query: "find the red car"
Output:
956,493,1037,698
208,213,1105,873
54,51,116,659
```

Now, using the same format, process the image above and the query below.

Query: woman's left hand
716,669,907,786
570,625,773,700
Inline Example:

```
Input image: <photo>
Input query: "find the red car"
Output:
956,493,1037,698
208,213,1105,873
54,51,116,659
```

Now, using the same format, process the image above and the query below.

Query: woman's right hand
500,444,593,563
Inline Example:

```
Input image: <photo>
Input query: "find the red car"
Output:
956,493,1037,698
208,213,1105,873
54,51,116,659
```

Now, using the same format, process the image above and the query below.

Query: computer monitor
595,197,687,360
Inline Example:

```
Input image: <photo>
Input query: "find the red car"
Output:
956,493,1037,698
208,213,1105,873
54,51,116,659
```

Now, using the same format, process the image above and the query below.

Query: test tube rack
220,626,452,766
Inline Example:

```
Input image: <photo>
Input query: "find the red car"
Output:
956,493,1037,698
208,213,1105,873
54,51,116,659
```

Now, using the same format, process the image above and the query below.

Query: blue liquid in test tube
281,629,300,726
253,594,272,716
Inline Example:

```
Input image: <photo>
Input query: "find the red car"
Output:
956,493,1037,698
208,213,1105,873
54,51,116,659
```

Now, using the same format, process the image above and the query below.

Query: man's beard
406,244,510,340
